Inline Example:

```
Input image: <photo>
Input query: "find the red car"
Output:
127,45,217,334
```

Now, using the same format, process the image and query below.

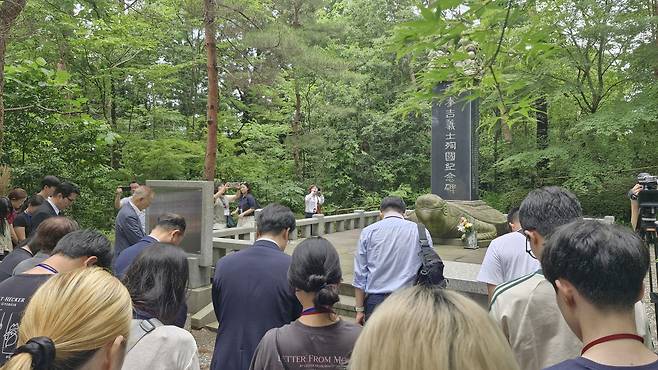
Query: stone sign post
431,82,479,200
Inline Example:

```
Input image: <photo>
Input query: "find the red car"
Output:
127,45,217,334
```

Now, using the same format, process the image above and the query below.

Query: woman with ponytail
2,268,132,370
249,237,361,370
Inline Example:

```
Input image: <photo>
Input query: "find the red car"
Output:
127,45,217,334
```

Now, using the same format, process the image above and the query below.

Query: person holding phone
115,181,140,210
213,182,239,229
304,185,324,218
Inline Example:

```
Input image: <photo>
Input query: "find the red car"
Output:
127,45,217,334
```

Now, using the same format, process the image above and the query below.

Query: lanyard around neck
581,333,644,355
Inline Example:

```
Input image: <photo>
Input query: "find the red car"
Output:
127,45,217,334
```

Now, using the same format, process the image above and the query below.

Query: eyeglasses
519,229,537,260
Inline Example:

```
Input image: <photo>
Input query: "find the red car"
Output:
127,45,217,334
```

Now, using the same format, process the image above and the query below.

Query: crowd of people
0,175,654,370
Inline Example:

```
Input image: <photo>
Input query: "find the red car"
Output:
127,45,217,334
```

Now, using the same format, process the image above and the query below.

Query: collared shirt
256,237,281,249
353,215,431,294
47,198,60,215
304,193,325,214
129,199,146,233
489,271,653,370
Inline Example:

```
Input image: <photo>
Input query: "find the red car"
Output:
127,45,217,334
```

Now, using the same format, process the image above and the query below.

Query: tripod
637,189,658,333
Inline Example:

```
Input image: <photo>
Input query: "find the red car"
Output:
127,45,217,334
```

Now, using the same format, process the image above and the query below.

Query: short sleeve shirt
249,319,362,370
12,213,31,236
0,274,51,365
477,231,541,286
238,194,256,213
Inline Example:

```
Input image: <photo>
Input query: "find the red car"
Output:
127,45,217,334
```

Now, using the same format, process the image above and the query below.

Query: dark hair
24,195,44,209
240,182,252,194
0,198,10,236
7,188,27,201
380,196,406,213
519,186,582,237
53,182,81,198
256,203,296,235
507,207,519,225
129,180,139,185
30,217,80,254
122,244,189,324
41,175,61,189
155,213,186,233
288,237,341,313
52,229,112,269
542,220,648,310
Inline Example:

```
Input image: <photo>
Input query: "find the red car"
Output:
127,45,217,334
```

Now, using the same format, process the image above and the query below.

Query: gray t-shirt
249,319,361,370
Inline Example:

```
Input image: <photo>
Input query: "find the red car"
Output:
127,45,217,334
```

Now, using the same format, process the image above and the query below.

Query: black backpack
414,223,448,288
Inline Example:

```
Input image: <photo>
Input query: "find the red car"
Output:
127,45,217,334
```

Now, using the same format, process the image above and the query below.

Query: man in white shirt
477,207,541,302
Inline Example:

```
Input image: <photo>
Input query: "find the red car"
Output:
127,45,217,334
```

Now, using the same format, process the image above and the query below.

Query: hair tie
13,336,56,370
319,283,327,290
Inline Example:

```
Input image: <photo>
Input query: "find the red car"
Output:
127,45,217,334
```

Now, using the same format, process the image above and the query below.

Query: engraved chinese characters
431,83,479,200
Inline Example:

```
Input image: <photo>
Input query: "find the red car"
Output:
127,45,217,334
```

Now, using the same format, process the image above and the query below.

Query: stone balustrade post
354,210,365,229
312,214,325,236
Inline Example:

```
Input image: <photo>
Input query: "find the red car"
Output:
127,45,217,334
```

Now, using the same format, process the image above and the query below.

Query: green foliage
2,0,656,232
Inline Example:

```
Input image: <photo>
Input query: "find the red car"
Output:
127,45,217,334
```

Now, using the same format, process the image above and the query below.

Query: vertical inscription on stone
431,83,479,200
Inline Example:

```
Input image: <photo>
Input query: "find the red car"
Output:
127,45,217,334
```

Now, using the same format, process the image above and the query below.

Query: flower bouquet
457,216,478,249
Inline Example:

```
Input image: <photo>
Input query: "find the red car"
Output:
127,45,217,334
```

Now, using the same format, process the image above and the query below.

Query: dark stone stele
431,82,479,201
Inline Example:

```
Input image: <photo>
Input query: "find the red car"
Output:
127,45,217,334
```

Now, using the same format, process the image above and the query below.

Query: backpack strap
417,223,430,248
126,318,163,353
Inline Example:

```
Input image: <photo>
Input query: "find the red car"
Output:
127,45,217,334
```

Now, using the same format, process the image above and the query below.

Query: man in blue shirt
113,212,186,277
353,196,431,324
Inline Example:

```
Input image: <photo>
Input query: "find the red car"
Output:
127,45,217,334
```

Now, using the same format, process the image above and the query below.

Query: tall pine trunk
0,0,28,157
292,82,302,180
203,0,218,181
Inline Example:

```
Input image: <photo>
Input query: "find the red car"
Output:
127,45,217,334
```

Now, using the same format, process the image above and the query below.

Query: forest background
0,0,656,232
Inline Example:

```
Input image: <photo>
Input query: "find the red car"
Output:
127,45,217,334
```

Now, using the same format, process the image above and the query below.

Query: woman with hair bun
249,237,361,370
1,267,132,370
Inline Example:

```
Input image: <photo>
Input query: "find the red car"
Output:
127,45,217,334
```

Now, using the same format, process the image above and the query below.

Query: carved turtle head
415,194,451,236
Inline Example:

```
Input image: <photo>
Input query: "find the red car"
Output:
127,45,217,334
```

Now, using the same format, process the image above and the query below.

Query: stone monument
431,82,479,200
427,84,508,246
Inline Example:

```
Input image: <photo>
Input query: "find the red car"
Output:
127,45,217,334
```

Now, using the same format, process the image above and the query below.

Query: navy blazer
114,203,145,257
210,239,301,370
29,202,58,237
113,235,158,278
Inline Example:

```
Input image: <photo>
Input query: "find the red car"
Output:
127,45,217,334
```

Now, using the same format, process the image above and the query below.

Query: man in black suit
210,203,301,370
30,182,80,236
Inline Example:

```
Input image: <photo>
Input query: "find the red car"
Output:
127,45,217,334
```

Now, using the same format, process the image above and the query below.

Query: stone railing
212,210,380,258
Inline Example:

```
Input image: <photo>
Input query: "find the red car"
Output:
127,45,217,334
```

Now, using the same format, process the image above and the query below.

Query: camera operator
304,185,324,218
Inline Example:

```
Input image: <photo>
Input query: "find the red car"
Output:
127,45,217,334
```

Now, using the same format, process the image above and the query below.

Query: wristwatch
355,306,365,313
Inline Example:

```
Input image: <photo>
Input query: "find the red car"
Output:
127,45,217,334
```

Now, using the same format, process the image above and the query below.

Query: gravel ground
191,328,215,370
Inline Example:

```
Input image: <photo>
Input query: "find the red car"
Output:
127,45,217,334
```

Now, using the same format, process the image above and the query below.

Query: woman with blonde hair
349,286,519,370
2,267,132,370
